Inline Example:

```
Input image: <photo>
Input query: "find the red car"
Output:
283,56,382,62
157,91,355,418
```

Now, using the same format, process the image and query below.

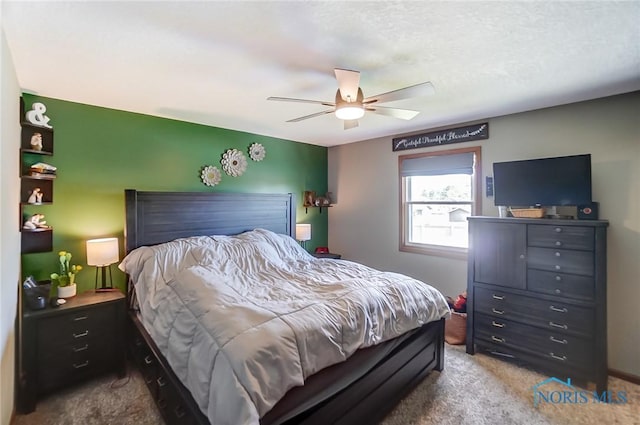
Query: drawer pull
73,330,89,338
157,376,166,387
491,336,505,343
549,321,568,330
144,355,154,365
174,406,186,419
519,254,525,260
555,252,561,257
492,321,505,328
555,265,561,270
73,360,89,369
492,308,505,315
555,241,562,246
549,305,568,313
555,289,561,294
73,315,88,321
554,227,562,233
158,399,167,410
550,353,567,361
490,350,515,359
73,344,89,352
555,275,562,281
549,336,568,345
492,294,505,300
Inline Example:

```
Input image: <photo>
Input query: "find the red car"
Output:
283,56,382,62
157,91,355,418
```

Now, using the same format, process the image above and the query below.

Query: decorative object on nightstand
313,247,341,259
51,251,82,299
295,223,311,249
86,237,119,292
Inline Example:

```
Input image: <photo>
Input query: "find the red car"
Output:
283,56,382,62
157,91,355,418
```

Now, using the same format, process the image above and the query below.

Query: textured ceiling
3,1,639,147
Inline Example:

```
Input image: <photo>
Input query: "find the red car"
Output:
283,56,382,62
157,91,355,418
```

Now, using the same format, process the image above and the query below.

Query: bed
122,189,449,425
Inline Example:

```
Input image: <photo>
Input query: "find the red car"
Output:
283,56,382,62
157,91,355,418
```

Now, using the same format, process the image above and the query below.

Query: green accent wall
21,94,328,293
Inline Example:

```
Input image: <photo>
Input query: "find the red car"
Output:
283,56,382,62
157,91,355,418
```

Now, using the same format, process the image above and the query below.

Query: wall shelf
19,97,55,253
304,205,332,214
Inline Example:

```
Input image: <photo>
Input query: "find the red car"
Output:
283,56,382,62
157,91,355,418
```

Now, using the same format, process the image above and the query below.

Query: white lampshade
86,237,119,266
295,224,311,242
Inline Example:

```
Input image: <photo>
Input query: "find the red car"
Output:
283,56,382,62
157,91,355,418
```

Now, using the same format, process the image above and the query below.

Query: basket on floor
445,311,467,345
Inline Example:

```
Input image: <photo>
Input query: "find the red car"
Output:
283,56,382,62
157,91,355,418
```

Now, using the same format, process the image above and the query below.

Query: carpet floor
12,344,639,425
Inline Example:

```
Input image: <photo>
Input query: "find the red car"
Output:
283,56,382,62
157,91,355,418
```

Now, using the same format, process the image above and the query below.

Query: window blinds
400,152,475,177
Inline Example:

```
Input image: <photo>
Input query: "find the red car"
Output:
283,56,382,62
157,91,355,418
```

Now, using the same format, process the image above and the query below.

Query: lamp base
94,265,116,293
95,287,119,293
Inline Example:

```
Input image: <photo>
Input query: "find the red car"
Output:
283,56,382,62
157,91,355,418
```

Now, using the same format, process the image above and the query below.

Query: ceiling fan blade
366,105,420,120
334,68,360,102
267,96,335,107
343,119,359,130
287,110,334,123
364,82,435,105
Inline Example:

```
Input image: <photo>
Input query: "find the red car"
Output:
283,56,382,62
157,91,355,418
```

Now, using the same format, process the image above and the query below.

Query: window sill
400,243,468,260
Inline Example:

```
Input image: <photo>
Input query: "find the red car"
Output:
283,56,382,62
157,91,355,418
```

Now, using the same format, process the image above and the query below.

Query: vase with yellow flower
51,251,82,298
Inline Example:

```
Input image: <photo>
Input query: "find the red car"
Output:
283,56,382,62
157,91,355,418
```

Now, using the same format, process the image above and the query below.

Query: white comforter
119,228,450,425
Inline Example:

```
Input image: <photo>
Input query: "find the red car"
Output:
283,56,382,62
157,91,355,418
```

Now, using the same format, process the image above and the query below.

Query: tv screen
493,154,592,207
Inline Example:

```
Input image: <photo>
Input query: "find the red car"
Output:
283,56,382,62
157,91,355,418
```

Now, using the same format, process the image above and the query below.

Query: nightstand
17,291,126,413
312,252,342,259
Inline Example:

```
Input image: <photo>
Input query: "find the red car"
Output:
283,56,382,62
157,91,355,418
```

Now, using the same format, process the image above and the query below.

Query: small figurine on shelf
30,132,43,151
27,188,43,204
315,192,333,207
304,191,316,207
22,214,50,230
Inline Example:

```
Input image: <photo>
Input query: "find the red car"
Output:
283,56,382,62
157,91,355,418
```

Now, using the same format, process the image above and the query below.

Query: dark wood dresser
17,291,126,413
466,216,608,392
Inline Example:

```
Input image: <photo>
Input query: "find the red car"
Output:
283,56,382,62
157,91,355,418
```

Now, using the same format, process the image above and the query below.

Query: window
399,146,481,258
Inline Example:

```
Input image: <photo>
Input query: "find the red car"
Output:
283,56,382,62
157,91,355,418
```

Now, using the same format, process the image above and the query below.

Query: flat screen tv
493,154,592,207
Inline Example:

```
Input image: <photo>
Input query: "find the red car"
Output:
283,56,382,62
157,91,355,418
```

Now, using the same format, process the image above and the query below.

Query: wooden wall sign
392,122,489,152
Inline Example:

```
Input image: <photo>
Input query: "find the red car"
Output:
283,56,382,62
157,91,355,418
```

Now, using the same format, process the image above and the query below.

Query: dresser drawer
475,313,593,371
37,337,116,392
37,304,116,350
527,247,593,276
38,327,116,363
528,269,594,300
528,225,594,251
474,286,594,337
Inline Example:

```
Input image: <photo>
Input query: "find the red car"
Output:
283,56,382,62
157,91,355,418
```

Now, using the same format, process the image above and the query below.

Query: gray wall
0,27,21,425
328,92,640,376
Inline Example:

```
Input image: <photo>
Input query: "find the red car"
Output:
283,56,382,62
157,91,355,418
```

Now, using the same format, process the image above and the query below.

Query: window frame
398,146,482,259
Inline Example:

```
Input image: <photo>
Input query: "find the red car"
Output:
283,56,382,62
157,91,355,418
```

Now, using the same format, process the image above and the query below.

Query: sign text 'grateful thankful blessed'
392,123,489,152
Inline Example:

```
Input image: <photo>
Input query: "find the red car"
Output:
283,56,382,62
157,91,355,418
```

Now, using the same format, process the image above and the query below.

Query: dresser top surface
24,290,124,320
467,216,609,227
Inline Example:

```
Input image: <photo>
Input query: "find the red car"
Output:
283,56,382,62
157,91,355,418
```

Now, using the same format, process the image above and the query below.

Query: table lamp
295,224,311,249
86,237,119,292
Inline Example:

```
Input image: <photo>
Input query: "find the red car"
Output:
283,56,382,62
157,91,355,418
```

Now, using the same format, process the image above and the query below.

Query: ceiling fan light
335,105,365,120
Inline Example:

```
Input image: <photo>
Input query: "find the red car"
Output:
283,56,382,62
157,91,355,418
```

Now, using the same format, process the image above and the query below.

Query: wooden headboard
124,190,295,253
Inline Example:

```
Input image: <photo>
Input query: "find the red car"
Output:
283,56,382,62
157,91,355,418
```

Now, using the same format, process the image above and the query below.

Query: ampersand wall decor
25,102,53,129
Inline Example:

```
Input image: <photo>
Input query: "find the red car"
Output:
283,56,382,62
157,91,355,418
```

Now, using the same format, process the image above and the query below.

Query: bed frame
124,189,445,425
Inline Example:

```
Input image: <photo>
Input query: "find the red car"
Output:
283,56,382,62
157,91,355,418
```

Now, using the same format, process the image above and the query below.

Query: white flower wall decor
220,148,248,177
200,165,222,187
249,143,266,161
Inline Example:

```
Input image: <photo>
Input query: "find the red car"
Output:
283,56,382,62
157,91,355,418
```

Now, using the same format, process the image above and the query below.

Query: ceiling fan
267,68,435,130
